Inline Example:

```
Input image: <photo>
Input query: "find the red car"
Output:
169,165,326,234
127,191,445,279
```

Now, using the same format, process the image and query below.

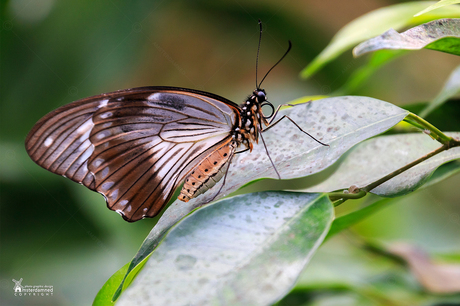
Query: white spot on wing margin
98,99,109,108
44,137,53,147
148,93,160,101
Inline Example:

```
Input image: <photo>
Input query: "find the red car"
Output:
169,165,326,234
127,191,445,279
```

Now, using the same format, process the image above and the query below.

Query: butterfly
25,21,327,222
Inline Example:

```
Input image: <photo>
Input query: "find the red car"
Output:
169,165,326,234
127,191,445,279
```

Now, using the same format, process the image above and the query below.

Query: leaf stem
363,140,460,193
403,113,453,145
329,114,460,201
332,198,346,207
329,190,367,202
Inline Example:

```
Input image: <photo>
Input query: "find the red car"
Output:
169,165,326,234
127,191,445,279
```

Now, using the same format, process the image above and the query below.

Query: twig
404,113,455,145
328,113,460,201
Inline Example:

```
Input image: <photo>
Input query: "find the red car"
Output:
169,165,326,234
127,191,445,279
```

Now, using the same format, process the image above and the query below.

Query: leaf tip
299,67,313,79
352,46,362,58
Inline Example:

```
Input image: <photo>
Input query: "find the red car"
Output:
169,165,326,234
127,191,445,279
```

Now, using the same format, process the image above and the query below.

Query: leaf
93,263,129,306
420,64,460,117
335,50,406,95
305,132,460,197
414,0,460,17
423,159,460,186
287,95,329,105
300,1,460,79
112,96,408,299
324,159,460,241
115,192,333,306
353,18,460,57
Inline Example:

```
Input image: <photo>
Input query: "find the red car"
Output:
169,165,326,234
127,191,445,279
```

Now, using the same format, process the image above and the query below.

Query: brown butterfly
25,22,326,222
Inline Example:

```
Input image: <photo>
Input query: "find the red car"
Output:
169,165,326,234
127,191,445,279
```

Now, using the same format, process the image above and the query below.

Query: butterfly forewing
25,87,240,222
25,97,103,188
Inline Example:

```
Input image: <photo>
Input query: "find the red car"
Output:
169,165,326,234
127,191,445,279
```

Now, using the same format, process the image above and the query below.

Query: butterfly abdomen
179,139,237,202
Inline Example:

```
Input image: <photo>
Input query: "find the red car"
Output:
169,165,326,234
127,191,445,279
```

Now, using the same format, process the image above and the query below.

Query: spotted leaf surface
353,18,460,57
305,132,460,197
116,192,333,306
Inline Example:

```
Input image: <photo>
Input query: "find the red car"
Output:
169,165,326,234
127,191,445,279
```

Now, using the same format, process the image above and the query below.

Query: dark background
1,1,460,305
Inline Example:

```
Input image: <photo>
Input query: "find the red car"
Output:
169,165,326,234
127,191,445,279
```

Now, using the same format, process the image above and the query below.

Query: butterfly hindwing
26,87,239,221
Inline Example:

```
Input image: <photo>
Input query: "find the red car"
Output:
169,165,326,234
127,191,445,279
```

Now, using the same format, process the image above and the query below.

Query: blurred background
1,0,459,305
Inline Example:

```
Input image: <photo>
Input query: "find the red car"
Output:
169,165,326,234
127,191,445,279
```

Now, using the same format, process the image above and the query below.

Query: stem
329,114,460,201
329,190,366,202
363,113,460,192
402,118,425,131
332,198,346,207
363,141,459,193
404,113,453,145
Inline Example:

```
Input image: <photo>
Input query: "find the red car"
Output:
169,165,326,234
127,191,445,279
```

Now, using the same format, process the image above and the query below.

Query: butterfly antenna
258,40,292,89
256,19,263,89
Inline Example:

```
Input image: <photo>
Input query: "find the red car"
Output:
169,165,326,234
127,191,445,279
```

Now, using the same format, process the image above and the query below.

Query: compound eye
256,90,266,101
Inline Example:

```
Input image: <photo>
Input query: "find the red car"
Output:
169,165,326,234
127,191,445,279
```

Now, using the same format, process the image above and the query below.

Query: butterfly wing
25,87,239,222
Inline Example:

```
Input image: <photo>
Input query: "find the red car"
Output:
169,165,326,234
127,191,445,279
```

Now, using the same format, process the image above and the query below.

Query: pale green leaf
305,132,460,197
415,0,460,17
336,50,406,95
301,1,460,79
353,18,460,57
116,192,333,306
325,159,460,241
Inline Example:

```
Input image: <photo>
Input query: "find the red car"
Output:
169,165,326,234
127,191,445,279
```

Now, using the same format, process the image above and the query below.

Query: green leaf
424,159,460,187
420,64,460,117
287,95,329,105
404,99,460,131
414,0,460,17
305,132,460,197
335,50,406,95
353,18,460,57
93,263,129,306
300,2,460,79
110,96,408,299
115,192,333,306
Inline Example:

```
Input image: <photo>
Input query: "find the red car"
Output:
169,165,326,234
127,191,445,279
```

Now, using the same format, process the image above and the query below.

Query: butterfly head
254,88,267,103
253,88,274,122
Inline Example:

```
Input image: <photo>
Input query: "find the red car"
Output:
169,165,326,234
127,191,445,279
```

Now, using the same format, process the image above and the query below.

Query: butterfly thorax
233,89,269,152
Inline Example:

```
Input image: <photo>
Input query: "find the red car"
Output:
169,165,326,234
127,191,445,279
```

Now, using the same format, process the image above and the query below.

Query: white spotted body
234,89,269,151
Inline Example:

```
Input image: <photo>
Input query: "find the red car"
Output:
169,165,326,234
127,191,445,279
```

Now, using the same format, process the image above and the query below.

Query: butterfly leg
259,131,281,179
235,147,250,154
179,140,237,203
199,141,261,205
263,103,329,147
203,142,251,203
266,100,312,124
